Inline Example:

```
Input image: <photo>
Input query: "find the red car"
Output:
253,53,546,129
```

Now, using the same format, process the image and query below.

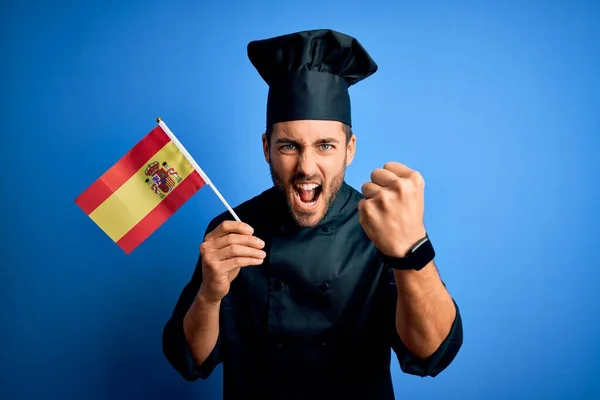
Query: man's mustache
290,174,323,184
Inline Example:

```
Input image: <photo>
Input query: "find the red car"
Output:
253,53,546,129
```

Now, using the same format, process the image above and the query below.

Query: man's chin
292,210,325,227
286,191,326,227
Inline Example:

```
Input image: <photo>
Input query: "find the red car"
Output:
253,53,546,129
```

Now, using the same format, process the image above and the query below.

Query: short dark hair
264,122,354,145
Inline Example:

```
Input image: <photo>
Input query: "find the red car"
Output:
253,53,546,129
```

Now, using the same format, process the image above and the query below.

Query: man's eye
282,144,296,150
320,144,332,150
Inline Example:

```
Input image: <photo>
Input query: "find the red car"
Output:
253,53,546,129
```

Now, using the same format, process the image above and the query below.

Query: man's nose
296,150,318,177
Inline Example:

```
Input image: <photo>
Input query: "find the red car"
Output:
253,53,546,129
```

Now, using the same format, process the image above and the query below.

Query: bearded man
162,29,463,400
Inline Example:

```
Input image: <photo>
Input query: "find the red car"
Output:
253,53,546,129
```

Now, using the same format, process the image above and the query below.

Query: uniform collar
319,181,352,225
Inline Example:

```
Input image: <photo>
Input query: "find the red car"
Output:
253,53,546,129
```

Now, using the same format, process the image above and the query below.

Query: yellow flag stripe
88,141,195,241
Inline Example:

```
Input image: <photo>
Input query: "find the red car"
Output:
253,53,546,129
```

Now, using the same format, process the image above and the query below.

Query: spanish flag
75,119,229,254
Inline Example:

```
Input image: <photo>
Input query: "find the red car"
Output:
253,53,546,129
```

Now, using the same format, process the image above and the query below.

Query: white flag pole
156,117,241,222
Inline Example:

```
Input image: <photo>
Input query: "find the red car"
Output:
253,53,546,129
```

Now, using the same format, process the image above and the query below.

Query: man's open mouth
293,183,322,208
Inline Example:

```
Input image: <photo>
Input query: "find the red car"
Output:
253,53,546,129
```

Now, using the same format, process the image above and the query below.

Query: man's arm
183,285,221,366
357,161,462,369
162,255,224,381
393,261,457,359
163,217,265,380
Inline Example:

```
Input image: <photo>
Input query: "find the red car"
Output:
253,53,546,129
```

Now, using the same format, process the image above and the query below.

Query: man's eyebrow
314,137,340,144
275,137,301,145
275,137,340,145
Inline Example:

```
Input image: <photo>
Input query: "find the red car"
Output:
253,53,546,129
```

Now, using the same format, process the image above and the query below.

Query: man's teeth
295,183,320,190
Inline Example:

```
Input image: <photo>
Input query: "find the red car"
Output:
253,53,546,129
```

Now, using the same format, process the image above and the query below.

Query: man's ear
262,133,270,163
346,134,356,166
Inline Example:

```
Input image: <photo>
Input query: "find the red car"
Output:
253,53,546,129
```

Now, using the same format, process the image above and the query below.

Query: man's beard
269,157,346,227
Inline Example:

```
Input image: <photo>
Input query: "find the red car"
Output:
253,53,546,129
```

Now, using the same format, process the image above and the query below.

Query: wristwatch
380,234,435,271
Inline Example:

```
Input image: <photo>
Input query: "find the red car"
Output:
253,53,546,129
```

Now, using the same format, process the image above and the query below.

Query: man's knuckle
410,170,423,182
415,172,425,186
370,169,382,182
233,257,245,267
200,242,210,254
397,178,413,193
231,244,245,257
364,199,377,214
361,182,372,195
221,220,233,230
377,192,391,208
391,178,403,190
225,245,236,258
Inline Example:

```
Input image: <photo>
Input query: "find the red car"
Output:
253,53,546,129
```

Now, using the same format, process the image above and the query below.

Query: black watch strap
380,234,435,271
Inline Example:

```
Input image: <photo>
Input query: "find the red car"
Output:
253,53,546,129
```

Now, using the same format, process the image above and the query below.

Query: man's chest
224,217,385,336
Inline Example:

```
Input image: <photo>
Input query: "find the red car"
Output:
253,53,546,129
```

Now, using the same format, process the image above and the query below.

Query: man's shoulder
204,186,278,234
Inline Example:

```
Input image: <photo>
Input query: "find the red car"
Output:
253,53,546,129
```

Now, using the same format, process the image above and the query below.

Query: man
162,29,463,399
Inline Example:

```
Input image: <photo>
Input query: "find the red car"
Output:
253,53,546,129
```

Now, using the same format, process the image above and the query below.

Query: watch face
382,236,435,271
410,236,430,253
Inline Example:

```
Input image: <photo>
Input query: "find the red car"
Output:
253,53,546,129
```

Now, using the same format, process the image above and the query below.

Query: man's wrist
196,284,223,308
381,233,434,271
388,228,428,258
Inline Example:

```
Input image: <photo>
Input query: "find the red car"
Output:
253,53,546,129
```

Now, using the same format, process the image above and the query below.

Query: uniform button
321,226,331,233
319,281,330,292
273,280,284,290
270,341,283,352
280,225,287,233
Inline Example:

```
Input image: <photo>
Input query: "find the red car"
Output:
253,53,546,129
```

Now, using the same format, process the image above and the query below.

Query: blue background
3,0,599,399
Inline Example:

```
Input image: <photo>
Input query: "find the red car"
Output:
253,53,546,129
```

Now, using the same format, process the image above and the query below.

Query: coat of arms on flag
145,160,183,199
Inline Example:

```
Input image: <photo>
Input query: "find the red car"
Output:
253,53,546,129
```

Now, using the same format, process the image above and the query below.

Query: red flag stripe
116,170,206,254
75,125,171,215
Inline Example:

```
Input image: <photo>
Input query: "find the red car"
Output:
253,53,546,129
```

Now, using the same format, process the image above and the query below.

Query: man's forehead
271,120,345,141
